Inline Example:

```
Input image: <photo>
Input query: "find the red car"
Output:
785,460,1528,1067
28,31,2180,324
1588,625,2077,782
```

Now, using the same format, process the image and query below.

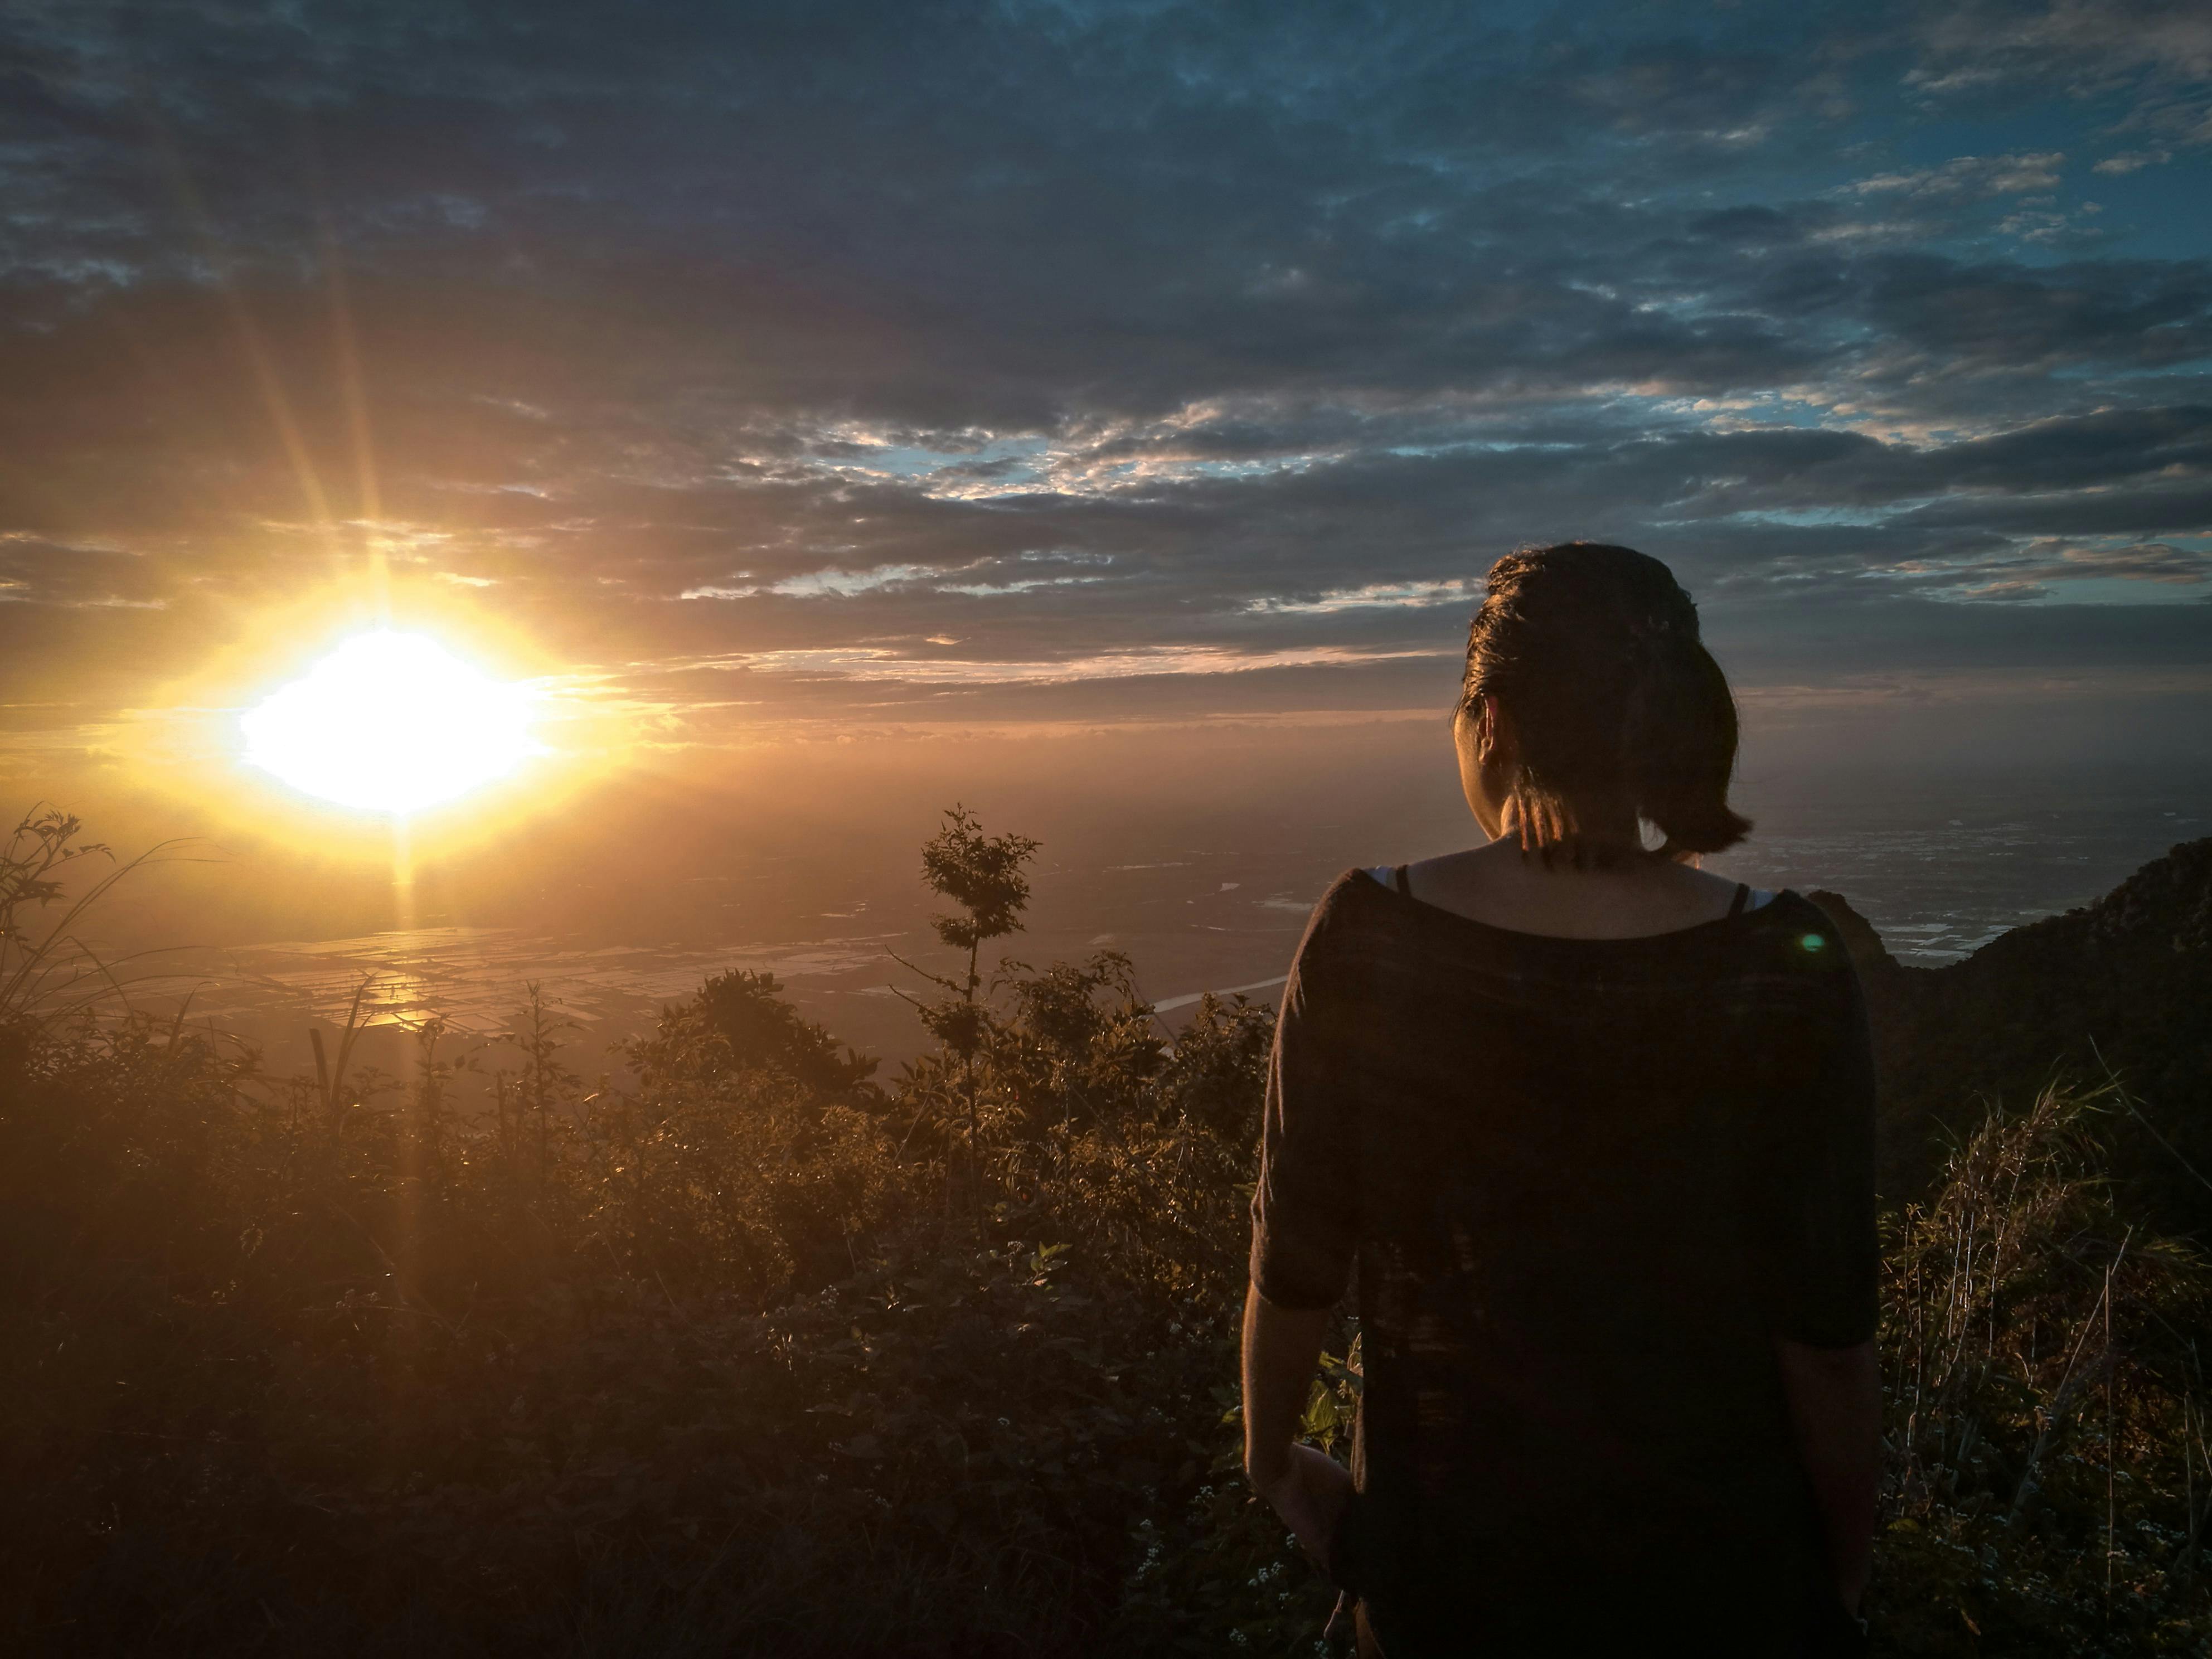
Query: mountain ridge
1810,836,2212,1228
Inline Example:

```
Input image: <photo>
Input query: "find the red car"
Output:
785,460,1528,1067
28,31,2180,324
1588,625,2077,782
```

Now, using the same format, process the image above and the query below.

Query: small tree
404,1013,474,1173
503,981,579,1177
628,968,878,1101
895,806,1040,1213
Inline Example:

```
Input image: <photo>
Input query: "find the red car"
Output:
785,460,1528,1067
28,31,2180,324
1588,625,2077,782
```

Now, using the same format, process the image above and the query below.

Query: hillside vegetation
2,807,2208,1656
1825,836,2212,1239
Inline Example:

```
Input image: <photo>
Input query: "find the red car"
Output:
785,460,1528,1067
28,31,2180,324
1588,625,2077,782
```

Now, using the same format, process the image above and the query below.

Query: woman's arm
1242,1281,1352,1565
1775,1336,1881,1614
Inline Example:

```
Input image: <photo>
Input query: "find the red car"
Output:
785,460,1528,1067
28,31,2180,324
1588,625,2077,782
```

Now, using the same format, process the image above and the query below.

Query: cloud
1908,0,2212,90
1842,152,2067,200
2094,148,2174,174
0,0,2206,754
1903,0,2212,172
684,643,1444,686
1862,536,2212,602
766,565,942,600
1245,578,1489,617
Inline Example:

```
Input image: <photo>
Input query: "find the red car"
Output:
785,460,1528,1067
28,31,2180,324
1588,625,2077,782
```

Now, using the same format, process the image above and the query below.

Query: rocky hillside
1811,836,2212,1232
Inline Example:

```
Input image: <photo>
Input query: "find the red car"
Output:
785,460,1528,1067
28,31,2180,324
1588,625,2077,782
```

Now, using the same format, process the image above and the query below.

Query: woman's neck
1493,800,1647,865
1406,838,1743,939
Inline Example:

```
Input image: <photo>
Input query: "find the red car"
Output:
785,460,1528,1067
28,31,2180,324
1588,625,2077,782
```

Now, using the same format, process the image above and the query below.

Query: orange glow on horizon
108,576,648,874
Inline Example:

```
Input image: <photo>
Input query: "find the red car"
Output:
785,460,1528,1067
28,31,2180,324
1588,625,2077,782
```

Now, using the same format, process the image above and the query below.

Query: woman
1242,542,1880,1656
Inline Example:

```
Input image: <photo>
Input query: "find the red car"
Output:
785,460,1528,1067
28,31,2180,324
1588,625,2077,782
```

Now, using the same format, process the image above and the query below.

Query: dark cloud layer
0,0,2207,753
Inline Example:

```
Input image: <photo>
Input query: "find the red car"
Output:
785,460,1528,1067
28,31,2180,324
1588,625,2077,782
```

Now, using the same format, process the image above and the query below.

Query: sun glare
241,630,537,814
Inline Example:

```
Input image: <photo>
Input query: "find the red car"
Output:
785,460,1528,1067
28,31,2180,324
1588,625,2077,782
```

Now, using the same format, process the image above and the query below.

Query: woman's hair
1459,541,1751,865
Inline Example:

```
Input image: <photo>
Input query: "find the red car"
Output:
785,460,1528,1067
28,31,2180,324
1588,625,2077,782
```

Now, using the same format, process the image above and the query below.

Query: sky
1,0,2210,951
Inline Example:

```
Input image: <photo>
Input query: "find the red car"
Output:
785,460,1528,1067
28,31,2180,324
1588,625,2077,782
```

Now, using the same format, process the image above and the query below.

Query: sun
241,630,538,814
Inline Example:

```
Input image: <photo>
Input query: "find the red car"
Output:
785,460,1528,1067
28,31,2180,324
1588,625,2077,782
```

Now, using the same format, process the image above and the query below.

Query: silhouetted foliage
0,805,201,1027
900,806,1044,1219
922,804,1040,961
630,968,880,1101
1841,837,2212,1240
0,808,2206,1655
1156,990,1276,1145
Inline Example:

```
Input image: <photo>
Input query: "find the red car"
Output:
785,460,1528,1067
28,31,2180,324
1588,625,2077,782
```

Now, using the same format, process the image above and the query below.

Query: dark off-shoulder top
1249,868,1879,1653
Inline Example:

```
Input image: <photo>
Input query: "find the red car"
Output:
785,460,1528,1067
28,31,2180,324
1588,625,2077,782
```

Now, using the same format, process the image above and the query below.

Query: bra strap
1394,864,1411,898
1726,881,1750,918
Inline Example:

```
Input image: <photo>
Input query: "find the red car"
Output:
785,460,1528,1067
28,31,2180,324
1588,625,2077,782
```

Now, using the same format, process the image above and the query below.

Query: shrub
0,805,1286,1653
4,806,2208,1655
1871,1084,2212,1655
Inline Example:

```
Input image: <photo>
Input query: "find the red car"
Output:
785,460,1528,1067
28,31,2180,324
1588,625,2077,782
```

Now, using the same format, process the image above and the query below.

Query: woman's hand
1251,1440,1355,1569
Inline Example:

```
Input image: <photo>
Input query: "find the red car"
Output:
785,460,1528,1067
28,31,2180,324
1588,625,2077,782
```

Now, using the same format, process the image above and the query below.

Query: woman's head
1455,541,1750,865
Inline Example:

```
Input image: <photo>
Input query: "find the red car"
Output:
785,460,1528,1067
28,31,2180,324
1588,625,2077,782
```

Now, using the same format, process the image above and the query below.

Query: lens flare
241,630,537,813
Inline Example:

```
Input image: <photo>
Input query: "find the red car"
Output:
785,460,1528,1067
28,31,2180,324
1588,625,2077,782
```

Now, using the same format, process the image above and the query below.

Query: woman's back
1251,866,1877,1651
1239,543,1880,1656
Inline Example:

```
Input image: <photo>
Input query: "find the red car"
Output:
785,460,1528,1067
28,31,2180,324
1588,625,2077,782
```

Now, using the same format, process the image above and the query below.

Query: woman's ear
1477,694,1514,769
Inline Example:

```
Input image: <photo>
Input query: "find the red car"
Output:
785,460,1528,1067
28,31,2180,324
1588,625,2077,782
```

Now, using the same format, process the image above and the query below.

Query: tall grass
0,806,204,1029
1874,1084,2211,1654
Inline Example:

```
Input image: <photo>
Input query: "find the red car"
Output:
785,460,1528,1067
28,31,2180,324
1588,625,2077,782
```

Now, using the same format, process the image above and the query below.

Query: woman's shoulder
1740,885,1841,937
1286,867,1396,955
1297,865,1853,962
1270,870,1406,1011
1309,865,1392,919
1730,887,1865,987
